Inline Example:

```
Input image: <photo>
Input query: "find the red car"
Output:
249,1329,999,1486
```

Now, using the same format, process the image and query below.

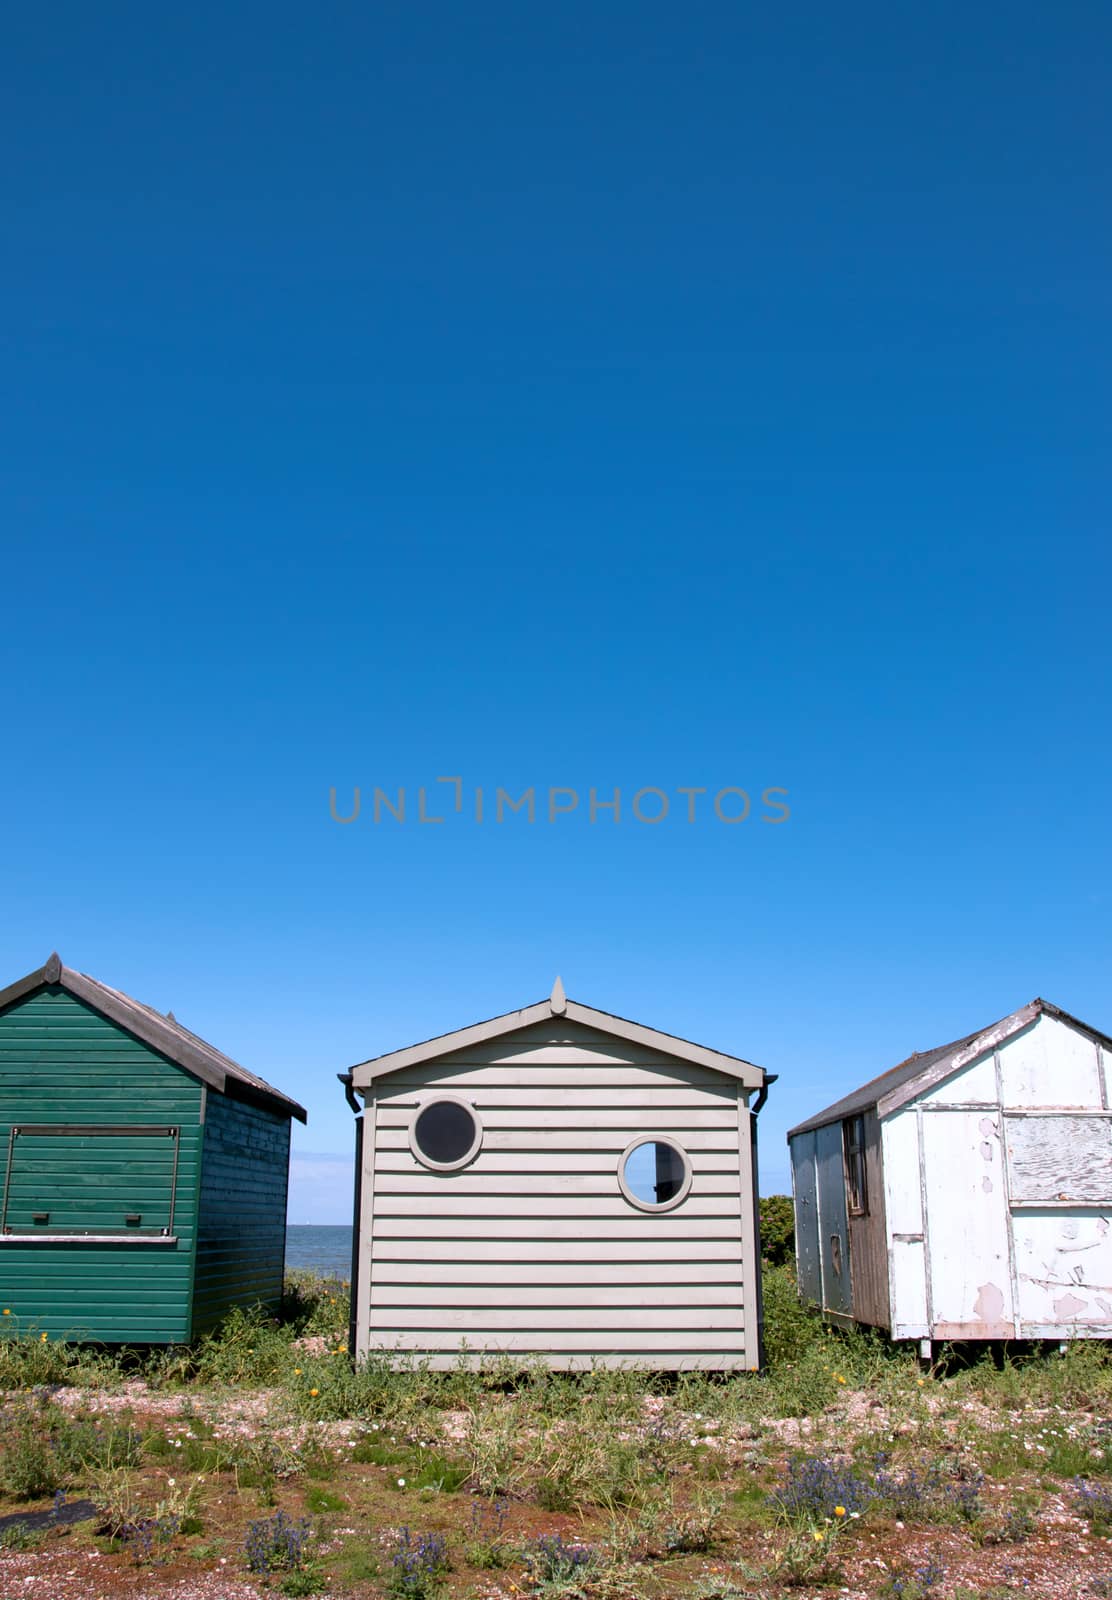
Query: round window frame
408,1094,483,1172
617,1135,693,1213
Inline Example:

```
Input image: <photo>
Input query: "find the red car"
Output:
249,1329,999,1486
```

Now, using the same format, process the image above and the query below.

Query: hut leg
919,1338,932,1363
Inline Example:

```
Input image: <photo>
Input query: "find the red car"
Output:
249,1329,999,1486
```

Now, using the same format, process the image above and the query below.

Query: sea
285,1224,353,1280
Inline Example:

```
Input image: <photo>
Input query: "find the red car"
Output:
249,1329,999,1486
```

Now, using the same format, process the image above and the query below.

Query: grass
1,1264,1112,1597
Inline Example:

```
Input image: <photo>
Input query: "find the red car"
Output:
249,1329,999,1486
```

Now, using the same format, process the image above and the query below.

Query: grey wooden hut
788,997,1112,1351
340,980,772,1369
0,953,306,1343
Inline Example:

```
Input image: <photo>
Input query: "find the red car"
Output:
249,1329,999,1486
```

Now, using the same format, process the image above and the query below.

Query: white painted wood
1005,1115,1112,1204
374,1172,740,1196
881,1112,923,1234
364,1328,746,1351
352,1007,765,1087
1013,1211,1112,1327
1102,1048,1112,1110
375,1085,737,1109
355,1014,759,1368
998,1015,1104,1109
918,1051,997,1106
371,1237,744,1262
371,1215,744,1238
368,1307,744,1331
375,1149,740,1174
371,1283,745,1308
373,1260,746,1285
371,1191,736,1218
889,1238,928,1334
400,1351,756,1371
376,1106,740,1130
921,1111,1015,1334
374,1127,737,1153
375,1060,730,1087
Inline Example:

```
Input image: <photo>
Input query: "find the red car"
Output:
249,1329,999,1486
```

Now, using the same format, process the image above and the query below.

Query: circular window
618,1137,692,1212
409,1097,482,1171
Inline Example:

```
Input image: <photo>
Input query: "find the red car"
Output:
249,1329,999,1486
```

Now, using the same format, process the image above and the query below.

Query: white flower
397,1477,406,1487
167,1478,176,1487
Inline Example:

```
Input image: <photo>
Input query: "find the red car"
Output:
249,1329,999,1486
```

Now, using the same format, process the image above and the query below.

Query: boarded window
843,1114,868,1216
0,1125,180,1236
1005,1115,1112,1205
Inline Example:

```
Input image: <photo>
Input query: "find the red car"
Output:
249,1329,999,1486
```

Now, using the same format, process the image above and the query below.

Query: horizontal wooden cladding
375,1128,736,1153
371,1260,744,1285
373,1173,740,1198
369,1284,744,1309
396,1352,755,1371
371,1237,744,1261
374,1150,740,1174
372,1216,743,1238
371,1194,736,1219
376,1089,735,1113
370,1308,744,1331
376,1060,732,1089
374,1107,739,1132
364,1327,745,1351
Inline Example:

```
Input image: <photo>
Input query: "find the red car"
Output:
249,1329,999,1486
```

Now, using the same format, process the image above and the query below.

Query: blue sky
2,3,1109,1216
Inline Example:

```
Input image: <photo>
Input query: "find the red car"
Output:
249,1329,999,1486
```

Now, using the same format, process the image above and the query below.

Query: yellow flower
294,1367,302,1375
310,1387,320,1397
835,1374,847,1384
811,1529,824,1542
40,1332,48,1343
336,1344,347,1354
917,1378,925,1386
834,1506,846,1517
2,1309,10,1316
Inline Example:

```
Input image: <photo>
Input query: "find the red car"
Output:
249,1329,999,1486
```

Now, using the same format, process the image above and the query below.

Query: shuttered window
843,1114,868,1216
0,1125,180,1237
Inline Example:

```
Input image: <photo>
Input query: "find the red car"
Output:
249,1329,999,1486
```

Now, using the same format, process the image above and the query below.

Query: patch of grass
304,1485,346,1513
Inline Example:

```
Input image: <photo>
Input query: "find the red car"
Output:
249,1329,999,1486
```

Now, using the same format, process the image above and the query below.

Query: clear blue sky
2,3,1109,1216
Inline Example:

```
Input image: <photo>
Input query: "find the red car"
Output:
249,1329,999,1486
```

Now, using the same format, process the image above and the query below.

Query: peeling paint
978,1116,996,1137
973,1281,1005,1322
982,1176,993,1193
1053,1292,1089,1318
980,1140,994,1162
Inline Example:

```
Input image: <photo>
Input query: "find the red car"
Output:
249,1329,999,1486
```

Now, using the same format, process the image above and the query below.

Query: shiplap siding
357,1018,760,1370
0,988,201,1343
193,1092,291,1334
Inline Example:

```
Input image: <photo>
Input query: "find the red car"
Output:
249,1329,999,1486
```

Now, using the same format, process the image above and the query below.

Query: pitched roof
348,977,769,1089
786,997,1112,1139
0,954,306,1123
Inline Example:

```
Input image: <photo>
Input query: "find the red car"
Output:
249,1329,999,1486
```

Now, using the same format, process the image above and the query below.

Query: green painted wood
0,985,296,1346
192,1092,291,1334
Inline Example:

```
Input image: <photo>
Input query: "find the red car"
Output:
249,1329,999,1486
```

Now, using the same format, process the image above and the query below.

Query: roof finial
550,975,567,1014
44,952,62,983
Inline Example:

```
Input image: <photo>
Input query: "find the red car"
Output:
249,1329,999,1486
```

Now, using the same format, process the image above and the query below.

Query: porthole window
618,1136,692,1212
409,1096,482,1171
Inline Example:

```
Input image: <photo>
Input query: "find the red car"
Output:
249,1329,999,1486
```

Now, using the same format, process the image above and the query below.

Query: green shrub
758,1195,795,1265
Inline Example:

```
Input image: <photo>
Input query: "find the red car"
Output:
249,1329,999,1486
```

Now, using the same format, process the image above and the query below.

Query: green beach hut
0,953,306,1344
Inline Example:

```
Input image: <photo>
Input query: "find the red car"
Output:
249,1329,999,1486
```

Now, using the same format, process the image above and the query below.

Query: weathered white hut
340,981,771,1369
788,998,1112,1351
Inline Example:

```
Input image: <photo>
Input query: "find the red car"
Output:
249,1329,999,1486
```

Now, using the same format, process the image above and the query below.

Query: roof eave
349,994,767,1089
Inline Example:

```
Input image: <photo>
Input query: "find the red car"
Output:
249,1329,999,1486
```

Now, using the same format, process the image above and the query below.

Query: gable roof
0,954,307,1123
786,996,1112,1139
349,979,768,1090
